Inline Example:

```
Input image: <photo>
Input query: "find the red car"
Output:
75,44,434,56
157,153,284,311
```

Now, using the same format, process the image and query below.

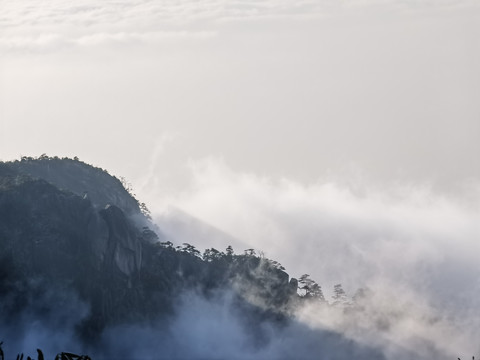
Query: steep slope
0,157,297,341
7,156,142,215
0,157,392,360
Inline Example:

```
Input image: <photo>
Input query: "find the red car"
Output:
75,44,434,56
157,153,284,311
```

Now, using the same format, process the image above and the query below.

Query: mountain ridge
0,156,298,343
0,156,391,360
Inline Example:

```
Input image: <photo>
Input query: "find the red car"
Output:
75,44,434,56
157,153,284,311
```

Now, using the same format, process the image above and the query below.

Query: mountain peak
3,155,142,216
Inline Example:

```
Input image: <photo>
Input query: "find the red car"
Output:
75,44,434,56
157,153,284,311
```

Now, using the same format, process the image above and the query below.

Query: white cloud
143,157,480,358
0,30,216,52
2,0,479,51
0,33,67,51
75,30,216,45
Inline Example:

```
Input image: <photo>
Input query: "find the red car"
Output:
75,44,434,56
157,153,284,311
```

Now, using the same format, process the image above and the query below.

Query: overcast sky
1,0,479,194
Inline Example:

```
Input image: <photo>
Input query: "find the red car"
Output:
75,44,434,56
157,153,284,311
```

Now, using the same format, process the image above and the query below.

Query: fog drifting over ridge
1,159,479,359
1,0,479,356
140,157,480,359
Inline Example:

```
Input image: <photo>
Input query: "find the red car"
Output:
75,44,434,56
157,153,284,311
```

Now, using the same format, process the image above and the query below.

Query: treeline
143,231,364,308
0,342,90,360
15,154,151,218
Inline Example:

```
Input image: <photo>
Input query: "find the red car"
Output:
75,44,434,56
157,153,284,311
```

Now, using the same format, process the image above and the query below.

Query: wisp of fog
143,158,480,359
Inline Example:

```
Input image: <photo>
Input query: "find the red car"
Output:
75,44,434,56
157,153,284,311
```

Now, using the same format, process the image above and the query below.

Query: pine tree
332,283,348,306
298,274,325,301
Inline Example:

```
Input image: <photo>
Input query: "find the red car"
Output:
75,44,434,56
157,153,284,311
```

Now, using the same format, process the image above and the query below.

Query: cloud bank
97,290,388,360
2,0,479,51
144,157,480,359
2,157,479,359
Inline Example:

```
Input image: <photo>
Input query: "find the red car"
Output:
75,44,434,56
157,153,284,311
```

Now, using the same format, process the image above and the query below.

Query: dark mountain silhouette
0,157,295,337
0,156,388,359
9,155,141,216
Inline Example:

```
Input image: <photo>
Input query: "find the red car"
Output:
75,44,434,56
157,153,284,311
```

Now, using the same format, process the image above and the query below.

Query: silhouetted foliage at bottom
0,343,90,360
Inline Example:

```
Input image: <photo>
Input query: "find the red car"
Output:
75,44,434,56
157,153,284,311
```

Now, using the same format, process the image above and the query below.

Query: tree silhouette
298,274,325,301
225,245,234,257
180,243,201,257
332,283,348,305
244,248,256,257
203,248,222,262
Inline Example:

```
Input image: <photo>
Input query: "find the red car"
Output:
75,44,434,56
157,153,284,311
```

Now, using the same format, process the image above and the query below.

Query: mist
2,0,479,357
1,156,479,359
0,277,89,359
139,157,480,359
97,290,388,360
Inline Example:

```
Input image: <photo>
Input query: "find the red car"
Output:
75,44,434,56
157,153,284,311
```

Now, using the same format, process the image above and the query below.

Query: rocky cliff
0,157,297,344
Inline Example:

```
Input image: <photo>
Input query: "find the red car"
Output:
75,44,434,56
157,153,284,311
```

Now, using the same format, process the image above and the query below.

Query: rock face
100,205,142,277
0,157,297,342
9,156,142,215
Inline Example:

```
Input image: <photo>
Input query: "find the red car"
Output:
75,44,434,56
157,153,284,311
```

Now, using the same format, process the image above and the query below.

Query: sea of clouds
1,157,479,359
144,157,480,359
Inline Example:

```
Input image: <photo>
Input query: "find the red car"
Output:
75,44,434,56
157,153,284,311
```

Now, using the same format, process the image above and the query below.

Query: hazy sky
1,0,479,193
2,1,480,358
